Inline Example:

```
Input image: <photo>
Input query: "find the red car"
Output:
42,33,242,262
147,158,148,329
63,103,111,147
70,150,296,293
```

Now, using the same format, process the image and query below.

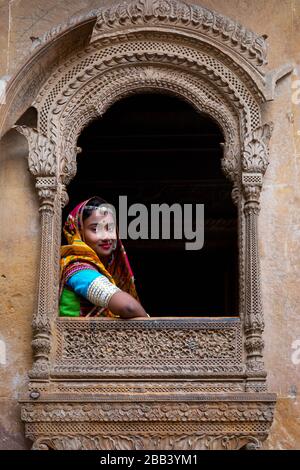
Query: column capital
13,125,57,177
242,123,273,175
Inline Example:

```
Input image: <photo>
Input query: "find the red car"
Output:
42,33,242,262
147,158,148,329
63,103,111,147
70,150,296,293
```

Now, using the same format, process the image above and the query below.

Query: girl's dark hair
82,197,110,221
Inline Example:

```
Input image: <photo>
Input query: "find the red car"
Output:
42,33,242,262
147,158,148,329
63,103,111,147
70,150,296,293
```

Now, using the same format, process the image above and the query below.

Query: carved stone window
14,0,276,450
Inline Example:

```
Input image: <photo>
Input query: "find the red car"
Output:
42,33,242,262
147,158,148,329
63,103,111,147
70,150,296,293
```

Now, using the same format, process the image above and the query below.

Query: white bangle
87,276,121,308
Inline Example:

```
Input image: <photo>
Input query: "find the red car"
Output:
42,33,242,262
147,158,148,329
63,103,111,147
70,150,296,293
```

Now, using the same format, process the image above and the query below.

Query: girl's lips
100,243,112,249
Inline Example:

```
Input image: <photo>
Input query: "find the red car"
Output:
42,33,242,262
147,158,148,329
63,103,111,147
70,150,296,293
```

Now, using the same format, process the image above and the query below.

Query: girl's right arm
108,291,149,318
65,266,149,318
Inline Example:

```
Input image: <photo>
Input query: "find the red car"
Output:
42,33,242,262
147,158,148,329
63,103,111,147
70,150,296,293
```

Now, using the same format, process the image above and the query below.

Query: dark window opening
16,106,38,128
64,93,239,317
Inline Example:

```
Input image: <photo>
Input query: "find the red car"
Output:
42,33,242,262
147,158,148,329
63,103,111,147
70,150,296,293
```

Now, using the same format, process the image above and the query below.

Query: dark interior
64,93,239,317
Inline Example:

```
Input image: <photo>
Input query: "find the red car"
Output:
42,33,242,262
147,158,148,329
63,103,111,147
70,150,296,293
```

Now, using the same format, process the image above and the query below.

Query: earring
108,252,114,267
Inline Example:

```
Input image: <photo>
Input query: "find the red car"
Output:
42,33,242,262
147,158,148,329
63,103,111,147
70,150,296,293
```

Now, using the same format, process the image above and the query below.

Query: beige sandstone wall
0,129,40,449
0,0,299,449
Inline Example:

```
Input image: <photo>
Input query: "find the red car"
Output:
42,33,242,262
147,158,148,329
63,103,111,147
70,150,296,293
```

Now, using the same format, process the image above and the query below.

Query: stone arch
58,64,241,184
8,0,275,450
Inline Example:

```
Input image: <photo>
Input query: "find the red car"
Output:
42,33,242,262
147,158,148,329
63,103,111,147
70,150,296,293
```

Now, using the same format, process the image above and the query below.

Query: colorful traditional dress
59,198,139,317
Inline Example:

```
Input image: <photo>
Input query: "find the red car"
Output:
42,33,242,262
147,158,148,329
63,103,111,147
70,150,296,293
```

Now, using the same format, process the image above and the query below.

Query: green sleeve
59,287,81,317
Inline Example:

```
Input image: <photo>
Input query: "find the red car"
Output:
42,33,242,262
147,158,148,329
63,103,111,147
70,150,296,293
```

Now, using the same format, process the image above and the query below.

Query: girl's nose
101,231,113,241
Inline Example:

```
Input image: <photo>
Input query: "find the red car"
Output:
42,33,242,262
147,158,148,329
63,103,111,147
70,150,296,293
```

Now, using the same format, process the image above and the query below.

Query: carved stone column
14,126,57,379
242,124,273,383
50,141,81,319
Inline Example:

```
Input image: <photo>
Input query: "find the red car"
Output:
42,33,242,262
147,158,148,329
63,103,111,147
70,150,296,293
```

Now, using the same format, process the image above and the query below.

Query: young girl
59,196,149,319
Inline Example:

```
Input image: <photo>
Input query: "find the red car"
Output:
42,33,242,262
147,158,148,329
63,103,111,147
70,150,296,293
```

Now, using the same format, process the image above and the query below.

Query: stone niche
9,0,280,450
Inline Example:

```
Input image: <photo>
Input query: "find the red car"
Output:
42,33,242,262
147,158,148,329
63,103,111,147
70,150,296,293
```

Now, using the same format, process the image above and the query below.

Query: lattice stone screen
53,318,243,378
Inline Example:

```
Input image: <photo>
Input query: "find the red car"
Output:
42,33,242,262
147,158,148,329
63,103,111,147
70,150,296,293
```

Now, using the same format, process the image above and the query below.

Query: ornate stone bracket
21,395,276,450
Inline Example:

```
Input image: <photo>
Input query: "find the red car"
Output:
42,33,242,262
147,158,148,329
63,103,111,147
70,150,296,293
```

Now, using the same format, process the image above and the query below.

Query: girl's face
82,209,117,259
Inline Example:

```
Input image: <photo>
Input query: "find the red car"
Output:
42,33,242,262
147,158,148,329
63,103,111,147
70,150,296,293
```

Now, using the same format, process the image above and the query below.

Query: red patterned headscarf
60,197,139,302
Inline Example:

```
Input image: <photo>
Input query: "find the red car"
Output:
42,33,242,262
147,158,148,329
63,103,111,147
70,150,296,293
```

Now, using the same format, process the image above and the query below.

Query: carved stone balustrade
20,318,276,450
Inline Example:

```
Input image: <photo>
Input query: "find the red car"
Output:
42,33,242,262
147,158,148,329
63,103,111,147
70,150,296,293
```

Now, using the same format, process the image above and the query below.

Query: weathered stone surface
1,0,114,76
263,398,300,450
0,399,31,450
0,129,39,449
0,1,9,75
202,0,294,69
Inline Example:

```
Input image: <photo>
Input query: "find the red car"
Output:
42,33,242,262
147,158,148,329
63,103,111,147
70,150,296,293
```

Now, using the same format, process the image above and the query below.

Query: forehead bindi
85,210,115,226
